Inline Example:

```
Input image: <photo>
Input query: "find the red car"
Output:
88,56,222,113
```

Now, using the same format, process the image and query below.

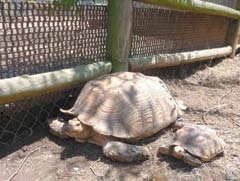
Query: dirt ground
0,57,240,181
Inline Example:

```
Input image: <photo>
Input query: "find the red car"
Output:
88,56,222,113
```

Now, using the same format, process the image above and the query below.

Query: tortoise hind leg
103,141,150,162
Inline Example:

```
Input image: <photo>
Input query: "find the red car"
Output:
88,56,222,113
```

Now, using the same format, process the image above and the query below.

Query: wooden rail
0,61,112,105
135,0,240,19
129,46,232,71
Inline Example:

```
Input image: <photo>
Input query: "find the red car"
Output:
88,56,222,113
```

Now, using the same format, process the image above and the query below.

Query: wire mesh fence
131,6,231,58
0,85,84,145
0,2,107,79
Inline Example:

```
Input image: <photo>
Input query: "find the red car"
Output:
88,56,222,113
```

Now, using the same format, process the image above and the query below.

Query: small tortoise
48,72,185,162
158,121,225,166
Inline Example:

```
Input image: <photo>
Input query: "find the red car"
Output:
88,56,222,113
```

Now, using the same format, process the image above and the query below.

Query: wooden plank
0,61,112,105
106,0,133,71
135,0,240,19
129,46,232,71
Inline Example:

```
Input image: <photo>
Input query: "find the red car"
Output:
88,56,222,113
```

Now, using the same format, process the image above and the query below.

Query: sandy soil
0,57,240,181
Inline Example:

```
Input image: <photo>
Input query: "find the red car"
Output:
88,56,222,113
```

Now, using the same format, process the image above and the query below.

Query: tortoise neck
88,131,112,146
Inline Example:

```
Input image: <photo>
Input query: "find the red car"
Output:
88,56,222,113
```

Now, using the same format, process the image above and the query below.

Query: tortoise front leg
172,146,202,167
182,153,202,167
48,117,69,139
103,141,150,162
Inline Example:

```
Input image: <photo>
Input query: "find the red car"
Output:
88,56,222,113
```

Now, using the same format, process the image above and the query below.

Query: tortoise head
65,118,91,140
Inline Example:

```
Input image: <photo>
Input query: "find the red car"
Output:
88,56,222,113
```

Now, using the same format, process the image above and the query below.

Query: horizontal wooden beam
135,0,240,19
0,61,112,105
129,46,232,71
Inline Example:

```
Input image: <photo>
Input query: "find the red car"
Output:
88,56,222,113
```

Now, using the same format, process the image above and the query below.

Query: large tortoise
48,72,185,162
158,121,225,166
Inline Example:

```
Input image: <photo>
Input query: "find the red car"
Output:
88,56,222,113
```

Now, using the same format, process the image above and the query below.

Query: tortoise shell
172,125,225,161
62,72,183,141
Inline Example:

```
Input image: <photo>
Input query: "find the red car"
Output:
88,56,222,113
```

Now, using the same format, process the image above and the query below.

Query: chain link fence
0,2,107,79
131,7,231,58
0,85,84,145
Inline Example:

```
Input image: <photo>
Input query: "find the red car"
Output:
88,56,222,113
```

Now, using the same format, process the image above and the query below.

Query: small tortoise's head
173,118,186,131
175,100,187,116
66,118,91,139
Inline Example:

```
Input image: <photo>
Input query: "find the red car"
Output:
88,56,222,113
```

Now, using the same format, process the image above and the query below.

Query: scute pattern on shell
172,125,225,160
63,72,183,140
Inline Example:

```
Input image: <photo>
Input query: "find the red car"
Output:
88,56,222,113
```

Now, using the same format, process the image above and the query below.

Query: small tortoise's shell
172,125,225,161
63,72,183,141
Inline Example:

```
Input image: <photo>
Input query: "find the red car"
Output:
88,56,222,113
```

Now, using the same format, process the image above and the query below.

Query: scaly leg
183,153,202,167
103,141,150,162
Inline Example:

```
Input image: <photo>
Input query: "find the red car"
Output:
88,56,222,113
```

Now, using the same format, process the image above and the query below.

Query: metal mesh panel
0,2,107,79
131,8,231,58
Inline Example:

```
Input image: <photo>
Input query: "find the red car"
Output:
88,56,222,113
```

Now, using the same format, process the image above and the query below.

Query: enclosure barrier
146,0,240,58
125,0,240,70
0,1,239,104
1,0,240,145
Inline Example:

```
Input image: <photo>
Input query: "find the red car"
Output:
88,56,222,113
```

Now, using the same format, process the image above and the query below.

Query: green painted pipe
0,61,112,105
129,46,232,71
135,0,240,19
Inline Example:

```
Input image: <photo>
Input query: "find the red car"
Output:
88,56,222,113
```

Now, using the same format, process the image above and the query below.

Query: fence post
227,1,240,57
106,0,133,72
